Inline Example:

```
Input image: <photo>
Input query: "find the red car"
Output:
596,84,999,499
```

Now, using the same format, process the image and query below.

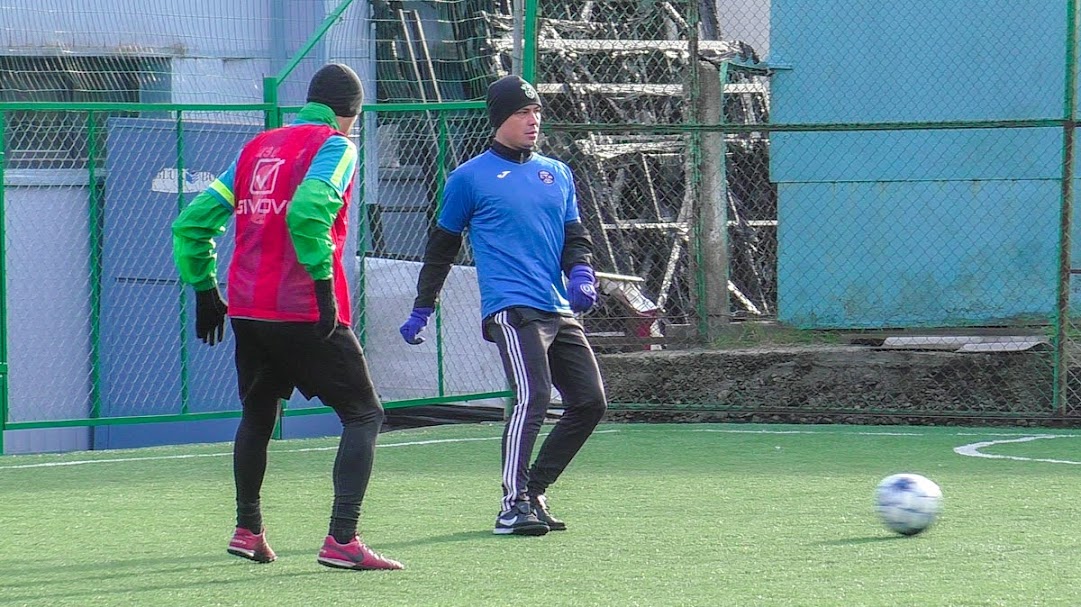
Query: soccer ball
874,473,942,536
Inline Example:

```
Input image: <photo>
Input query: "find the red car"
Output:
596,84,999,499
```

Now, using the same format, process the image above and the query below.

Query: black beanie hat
306,63,363,117
486,75,542,129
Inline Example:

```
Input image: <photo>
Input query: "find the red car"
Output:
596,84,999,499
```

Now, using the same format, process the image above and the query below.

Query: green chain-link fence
2,0,1079,453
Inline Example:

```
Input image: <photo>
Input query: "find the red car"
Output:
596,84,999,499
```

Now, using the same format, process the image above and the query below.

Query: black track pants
485,307,607,511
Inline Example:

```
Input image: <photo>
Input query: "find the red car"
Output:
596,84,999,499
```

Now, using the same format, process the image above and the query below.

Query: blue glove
400,307,434,345
567,265,598,313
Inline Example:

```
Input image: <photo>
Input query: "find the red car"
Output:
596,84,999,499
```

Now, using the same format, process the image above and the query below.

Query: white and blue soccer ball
874,473,942,536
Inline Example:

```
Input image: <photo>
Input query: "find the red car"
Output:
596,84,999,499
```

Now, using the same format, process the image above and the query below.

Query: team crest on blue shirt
537,170,555,184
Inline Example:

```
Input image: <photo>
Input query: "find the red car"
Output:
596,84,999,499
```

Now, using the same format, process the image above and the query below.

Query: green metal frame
0,111,6,454
5,5,1079,452
0,102,270,112
1,390,509,431
355,116,369,347
522,0,539,83
545,118,1062,135
0,102,504,446
434,113,449,397
1054,0,1080,414
263,77,282,130
175,111,192,414
86,112,104,422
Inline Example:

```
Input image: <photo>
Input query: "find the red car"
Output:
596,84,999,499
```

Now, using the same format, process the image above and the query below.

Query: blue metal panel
772,128,1062,183
92,419,240,450
770,0,1069,328
280,411,343,440
3,428,90,455
99,117,363,448
186,324,239,413
99,118,257,448
777,180,1059,328
770,0,1065,124
100,125,178,281
98,281,183,416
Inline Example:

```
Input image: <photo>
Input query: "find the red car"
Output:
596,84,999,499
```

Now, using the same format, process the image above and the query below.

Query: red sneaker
227,527,276,563
317,535,404,571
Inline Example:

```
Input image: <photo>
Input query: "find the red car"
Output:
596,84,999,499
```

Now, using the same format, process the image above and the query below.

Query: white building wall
3,172,95,453
4,0,271,57
716,0,771,59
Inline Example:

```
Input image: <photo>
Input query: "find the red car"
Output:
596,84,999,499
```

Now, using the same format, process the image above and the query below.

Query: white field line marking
953,435,1081,465
0,429,619,471
694,428,1081,438
695,428,925,436
698,427,1081,465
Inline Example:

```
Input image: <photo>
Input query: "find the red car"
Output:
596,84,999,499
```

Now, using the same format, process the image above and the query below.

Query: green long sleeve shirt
171,103,357,290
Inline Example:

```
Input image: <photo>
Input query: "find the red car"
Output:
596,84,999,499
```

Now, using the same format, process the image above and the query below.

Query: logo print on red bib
251,158,285,195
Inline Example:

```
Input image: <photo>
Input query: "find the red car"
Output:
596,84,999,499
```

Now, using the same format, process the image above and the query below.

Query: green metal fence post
1055,0,1080,415
87,112,103,422
274,0,357,84
263,76,282,130
522,0,539,83
355,114,369,347
0,110,6,454
176,111,191,414
435,113,448,398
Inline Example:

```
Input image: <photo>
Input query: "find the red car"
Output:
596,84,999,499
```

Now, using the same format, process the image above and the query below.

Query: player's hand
194,287,228,346
400,307,434,345
313,279,338,340
567,264,598,313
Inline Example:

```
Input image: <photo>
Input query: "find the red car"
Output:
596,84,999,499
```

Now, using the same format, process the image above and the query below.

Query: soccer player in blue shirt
400,75,608,536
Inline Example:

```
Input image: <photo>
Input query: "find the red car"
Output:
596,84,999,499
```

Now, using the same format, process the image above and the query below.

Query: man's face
495,104,542,149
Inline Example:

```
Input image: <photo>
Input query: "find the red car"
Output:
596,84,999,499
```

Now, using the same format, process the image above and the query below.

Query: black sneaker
493,500,550,536
530,494,566,531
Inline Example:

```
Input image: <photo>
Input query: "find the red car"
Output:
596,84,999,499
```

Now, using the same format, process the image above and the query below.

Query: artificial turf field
2,421,1081,606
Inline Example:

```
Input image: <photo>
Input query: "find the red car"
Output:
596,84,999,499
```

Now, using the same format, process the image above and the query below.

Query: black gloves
194,282,337,343
314,279,338,340
194,287,228,346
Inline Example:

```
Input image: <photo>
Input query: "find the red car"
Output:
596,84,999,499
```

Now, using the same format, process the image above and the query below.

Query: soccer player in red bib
172,64,402,570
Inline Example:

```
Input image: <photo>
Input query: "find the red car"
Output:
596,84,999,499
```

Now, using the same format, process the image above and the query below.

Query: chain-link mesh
5,114,96,423
4,0,1081,451
359,108,506,404
371,0,497,103
527,0,1070,422
2,2,271,104
2,111,255,432
528,1,773,348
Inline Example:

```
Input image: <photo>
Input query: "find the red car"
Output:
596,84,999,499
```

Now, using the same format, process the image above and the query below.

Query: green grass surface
2,422,1080,606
